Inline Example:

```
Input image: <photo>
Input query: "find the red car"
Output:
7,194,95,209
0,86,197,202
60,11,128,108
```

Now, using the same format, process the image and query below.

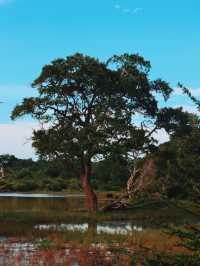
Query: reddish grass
0,230,191,266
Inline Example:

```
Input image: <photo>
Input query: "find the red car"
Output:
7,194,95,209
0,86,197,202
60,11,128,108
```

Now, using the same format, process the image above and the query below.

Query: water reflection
35,222,143,234
0,193,84,198
0,193,85,212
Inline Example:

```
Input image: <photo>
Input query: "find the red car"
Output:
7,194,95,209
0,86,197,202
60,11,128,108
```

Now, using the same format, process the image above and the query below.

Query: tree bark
80,162,98,212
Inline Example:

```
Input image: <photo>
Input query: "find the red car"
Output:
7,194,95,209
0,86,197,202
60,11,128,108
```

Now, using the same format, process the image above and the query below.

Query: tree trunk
80,162,98,212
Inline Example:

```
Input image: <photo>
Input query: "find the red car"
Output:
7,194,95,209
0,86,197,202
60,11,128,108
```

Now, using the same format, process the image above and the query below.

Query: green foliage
169,226,200,253
179,83,200,113
144,255,200,266
9,53,200,209
156,107,197,137
0,154,130,192
11,53,174,189
145,226,200,265
0,154,34,169
154,126,200,199
66,178,81,191
92,155,129,190
12,179,37,191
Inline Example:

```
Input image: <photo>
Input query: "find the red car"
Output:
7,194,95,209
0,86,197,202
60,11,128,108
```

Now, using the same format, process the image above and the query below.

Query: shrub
66,178,81,191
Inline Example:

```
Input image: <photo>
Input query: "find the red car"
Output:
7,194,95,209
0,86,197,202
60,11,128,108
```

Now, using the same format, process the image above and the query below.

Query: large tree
11,53,174,211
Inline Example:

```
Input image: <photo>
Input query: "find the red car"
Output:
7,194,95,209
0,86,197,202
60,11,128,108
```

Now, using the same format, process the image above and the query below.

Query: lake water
0,193,199,265
0,192,199,225
0,192,85,198
0,193,144,234
0,192,85,212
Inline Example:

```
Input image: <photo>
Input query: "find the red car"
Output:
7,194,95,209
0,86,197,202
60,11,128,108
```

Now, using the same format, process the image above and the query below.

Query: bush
66,178,81,191
11,179,38,191
15,168,32,179
45,177,67,191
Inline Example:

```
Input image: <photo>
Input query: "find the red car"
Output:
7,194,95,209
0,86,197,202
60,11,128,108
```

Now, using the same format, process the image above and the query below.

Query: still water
0,193,199,265
0,192,85,211
0,193,144,233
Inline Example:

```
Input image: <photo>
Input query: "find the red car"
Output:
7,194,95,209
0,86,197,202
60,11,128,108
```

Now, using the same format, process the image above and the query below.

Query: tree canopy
11,53,185,211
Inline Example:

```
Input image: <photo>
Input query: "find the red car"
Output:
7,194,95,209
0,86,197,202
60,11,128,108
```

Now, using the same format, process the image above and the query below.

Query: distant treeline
0,154,129,192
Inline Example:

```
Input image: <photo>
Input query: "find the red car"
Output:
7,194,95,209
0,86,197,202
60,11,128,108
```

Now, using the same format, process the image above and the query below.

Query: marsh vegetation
0,193,199,265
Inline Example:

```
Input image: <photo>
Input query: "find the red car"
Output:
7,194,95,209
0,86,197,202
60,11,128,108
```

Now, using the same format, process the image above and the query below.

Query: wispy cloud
114,4,143,15
0,84,35,101
0,0,13,5
114,4,121,10
133,8,143,14
174,87,200,97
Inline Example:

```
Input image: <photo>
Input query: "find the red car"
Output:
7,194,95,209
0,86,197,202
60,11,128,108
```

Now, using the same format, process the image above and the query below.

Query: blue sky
0,0,200,158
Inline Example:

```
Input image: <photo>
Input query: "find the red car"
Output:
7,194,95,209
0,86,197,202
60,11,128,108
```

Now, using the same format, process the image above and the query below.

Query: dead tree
0,166,5,179
126,149,141,197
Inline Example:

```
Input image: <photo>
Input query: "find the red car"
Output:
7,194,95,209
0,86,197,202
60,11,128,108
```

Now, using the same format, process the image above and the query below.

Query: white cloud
153,129,169,144
0,122,38,159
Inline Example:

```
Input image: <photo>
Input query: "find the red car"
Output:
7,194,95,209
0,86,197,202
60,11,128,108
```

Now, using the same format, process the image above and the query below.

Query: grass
0,201,198,247
0,227,192,266
0,198,199,265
